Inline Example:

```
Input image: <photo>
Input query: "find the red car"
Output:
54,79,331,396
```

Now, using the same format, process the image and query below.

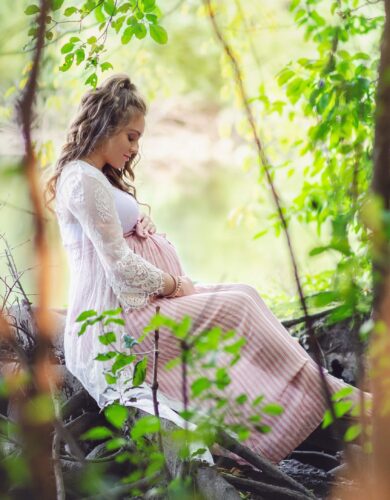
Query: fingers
135,220,156,238
137,214,156,235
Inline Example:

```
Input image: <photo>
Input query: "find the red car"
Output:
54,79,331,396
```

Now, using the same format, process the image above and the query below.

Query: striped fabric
123,230,365,464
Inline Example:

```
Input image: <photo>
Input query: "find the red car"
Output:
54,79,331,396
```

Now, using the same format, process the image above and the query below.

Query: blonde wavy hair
44,74,150,214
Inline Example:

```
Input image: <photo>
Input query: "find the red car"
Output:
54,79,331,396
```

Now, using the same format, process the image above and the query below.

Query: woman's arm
60,166,176,308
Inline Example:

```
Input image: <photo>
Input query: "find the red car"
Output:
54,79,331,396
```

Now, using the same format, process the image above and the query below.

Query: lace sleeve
60,165,165,309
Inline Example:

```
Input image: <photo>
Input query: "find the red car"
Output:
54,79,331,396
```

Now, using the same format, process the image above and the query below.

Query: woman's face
100,112,145,170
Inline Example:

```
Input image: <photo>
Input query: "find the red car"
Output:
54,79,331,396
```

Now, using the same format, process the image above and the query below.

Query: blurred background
0,0,346,317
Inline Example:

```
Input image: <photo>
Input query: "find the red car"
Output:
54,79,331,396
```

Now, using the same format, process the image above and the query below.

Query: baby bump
124,231,185,276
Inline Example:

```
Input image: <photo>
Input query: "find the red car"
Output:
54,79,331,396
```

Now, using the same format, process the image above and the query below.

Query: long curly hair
44,74,150,214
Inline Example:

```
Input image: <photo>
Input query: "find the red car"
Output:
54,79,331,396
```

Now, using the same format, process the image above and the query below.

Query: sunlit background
0,0,348,317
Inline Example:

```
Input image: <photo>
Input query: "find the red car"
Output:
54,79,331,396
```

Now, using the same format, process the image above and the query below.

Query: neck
81,154,104,171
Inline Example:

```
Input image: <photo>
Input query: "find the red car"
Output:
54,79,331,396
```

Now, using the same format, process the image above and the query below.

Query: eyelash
128,135,136,142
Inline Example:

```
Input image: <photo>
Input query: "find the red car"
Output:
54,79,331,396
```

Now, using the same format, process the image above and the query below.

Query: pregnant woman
45,74,366,464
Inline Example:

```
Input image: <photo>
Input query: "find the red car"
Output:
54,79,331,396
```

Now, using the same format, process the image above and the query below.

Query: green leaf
118,3,131,13
286,77,305,102
134,22,147,39
87,36,97,44
191,447,207,458
262,403,284,416
121,26,134,44
112,14,126,32
95,352,117,361
59,53,74,72
127,15,137,26
85,72,98,88
77,321,89,337
253,229,268,240
75,49,85,65
252,395,264,407
64,6,78,16
215,367,231,389
131,415,160,440
61,42,74,54
149,24,168,44
81,426,113,440
98,331,116,345
322,400,354,429
309,246,329,257
146,13,158,23
255,424,271,434
103,307,123,316
224,338,246,356
133,357,148,386
332,386,354,401
104,0,116,16
76,309,97,321
174,315,192,339
344,423,362,442
28,27,38,37
25,5,40,15
105,437,127,450
112,353,136,374
236,394,248,405
95,3,106,23
277,68,295,86
143,0,156,12
105,373,117,384
164,357,181,370
328,304,354,323
191,377,212,396
104,403,128,429
51,0,64,10
230,423,250,441
308,291,338,307
104,317,125,326
310,11,326,26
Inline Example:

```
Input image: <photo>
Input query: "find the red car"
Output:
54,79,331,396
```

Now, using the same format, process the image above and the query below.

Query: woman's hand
179,276,196,297
135,213,156,238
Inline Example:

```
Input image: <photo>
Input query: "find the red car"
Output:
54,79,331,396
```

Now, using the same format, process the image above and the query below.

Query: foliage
248,0,384,323
69,305,285,495
24,0,168,87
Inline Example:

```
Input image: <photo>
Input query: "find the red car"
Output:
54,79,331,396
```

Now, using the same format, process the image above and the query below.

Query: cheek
107,137,125,156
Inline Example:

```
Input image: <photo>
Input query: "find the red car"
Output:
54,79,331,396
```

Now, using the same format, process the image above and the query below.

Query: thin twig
216,429,316,498
50,382,65,500
180,338,190,477
151,306,164,452
221,472,312,500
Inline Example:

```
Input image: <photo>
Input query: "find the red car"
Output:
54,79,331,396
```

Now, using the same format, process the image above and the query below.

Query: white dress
55,159,213,461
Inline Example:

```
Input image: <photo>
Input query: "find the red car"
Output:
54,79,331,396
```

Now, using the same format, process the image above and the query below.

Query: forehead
124,112,145,134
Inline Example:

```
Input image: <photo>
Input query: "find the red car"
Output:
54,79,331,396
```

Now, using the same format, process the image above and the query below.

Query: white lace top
54,158,168,405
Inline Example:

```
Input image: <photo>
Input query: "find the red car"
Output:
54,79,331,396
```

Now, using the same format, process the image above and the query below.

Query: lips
123,154,131,161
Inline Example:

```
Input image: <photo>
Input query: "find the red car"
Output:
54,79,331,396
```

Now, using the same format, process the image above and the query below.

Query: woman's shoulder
59,159,110,188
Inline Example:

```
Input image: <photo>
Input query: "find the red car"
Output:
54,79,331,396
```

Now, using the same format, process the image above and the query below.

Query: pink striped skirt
123,230,357,464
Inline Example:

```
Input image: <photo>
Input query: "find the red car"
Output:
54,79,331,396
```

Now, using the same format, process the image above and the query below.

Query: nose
130,143,139,156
